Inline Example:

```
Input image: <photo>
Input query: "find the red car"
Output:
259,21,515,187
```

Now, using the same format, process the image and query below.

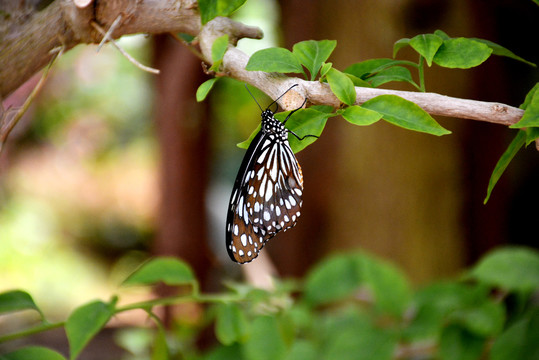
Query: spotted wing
226,132,304,264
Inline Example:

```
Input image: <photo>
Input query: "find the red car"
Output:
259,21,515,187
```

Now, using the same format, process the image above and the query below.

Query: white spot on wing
289,196,297,206
265,180,273,201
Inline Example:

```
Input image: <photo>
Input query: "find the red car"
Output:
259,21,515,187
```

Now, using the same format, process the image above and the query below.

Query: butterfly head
261,109,287,139
261,109,274,123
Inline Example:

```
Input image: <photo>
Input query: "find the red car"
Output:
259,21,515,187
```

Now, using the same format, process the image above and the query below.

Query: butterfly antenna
244,84,263,112
266,84,298,111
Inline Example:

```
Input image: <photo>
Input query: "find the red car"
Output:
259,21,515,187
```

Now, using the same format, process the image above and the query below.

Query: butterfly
225,84,317,264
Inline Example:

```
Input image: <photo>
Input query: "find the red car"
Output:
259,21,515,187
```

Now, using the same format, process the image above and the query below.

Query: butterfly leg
283,98,308,124
288,130,319,141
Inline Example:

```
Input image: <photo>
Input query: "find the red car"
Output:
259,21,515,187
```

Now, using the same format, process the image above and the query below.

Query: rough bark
0,0,201,98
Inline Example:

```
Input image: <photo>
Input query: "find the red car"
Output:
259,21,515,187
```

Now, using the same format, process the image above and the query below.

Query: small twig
97,14,123,52
0,46,64,154
91,20,160,75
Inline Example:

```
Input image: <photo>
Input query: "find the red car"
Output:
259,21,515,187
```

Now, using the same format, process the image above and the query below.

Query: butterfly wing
226,131,304,264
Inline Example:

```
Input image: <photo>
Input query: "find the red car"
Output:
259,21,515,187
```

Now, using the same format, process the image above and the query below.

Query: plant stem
115,292,245,313
0,321,64,343
418,55,426,92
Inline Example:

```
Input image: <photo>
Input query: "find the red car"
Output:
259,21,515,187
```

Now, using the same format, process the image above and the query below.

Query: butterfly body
226,89,310,264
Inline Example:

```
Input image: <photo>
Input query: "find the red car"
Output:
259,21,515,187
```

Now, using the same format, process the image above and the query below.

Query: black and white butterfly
225,84,317,264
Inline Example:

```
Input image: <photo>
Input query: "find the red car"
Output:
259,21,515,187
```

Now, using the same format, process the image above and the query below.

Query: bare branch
91,20,160,74
0,46,64,153
97,14,123,51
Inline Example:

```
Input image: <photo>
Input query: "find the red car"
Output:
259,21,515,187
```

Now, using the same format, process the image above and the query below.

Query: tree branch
0,0,201,97
197,17,524,126
0,1,525,127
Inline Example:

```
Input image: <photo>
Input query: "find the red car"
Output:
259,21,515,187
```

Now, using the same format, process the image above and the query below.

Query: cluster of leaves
197,27,537,202
1,247,538,360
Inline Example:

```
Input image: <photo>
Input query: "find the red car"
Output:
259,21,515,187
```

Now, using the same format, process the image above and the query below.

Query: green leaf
0,290,43,319
204,344,242,360
310,105,334,113
404,282,490,341
212,34,229,63
361,95,451,136
433,38,493,69
177,33,195,43
320,310,397,360
490,309,539,360
471,38,536,67
344,59,414,79
393,38,410,58
367,66,416,88
510,87,539,128
319,62,332,79
209,34,229,71
198,0,247,25
215,303,250,345
521,83,539,109
276,108,331,153
66,301,113,360
484,131,526,203
433,29,451,40
447,300,505,337
284,340,317,360
358,253,412,317
409,34,444,66
209,60,223,73
196,78,219,102
242,316,286,360
122,257,196,287
344,73,373,87
0,347,66,360
245,47,304,73
151,324,169,360
326,68,356,106
439,325,485,360
525,127,539,145
292,40,337,80
469,247,539,292
340,105,382,126
304,254,361,305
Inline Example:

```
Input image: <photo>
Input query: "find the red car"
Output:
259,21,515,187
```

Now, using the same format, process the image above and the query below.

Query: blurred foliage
1,247,538,360
0,36,156,316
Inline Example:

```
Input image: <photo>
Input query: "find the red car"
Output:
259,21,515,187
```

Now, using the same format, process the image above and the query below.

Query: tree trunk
152,35,213,282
